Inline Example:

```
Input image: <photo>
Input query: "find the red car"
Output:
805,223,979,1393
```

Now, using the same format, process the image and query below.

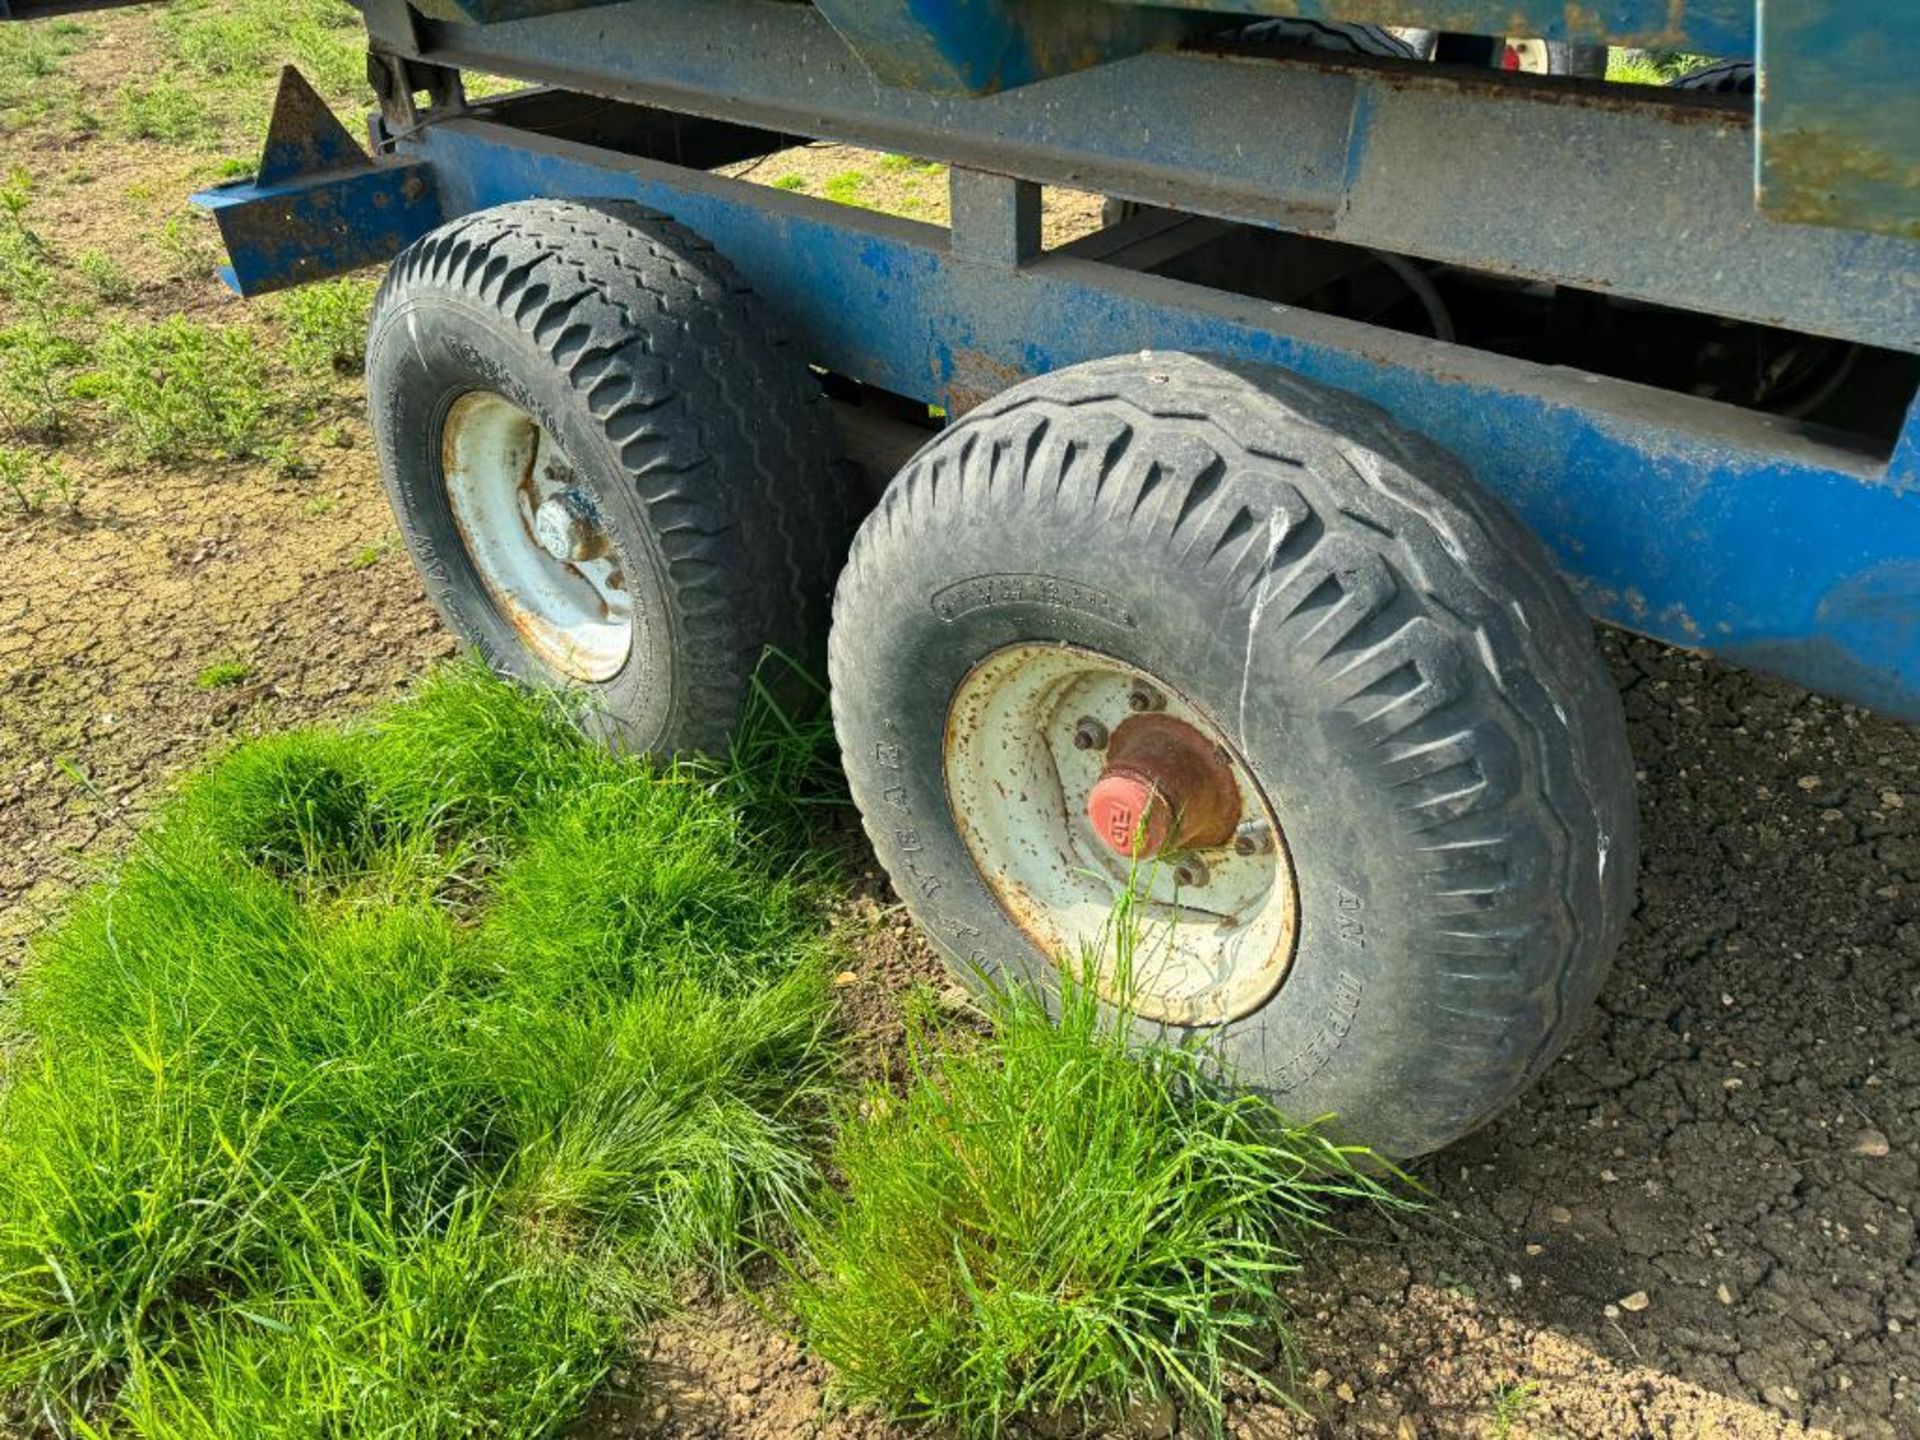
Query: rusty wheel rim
944,642,1299,1027
441,391,632,683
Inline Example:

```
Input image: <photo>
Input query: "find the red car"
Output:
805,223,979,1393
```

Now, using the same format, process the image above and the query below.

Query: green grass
114,79,211,146
786,948,1410,1439
0,665,840,1435
81,318,273,463
193,660,253,690
142,0,371,146
77,249,136,305
1491,1377,1542,1437
278,276,378,376
0,19,89,136
821,170,868,206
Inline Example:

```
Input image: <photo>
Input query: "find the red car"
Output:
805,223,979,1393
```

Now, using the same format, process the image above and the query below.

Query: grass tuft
0,663,840,1435
83,318,273,463
786,957,1410,1438
278,276,378,376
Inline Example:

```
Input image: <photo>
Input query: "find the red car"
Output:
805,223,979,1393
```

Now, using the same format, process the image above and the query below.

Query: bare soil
1,10,1914,1439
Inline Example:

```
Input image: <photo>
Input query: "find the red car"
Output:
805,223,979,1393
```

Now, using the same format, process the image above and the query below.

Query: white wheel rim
441,391,633,683
944,643,1300,1027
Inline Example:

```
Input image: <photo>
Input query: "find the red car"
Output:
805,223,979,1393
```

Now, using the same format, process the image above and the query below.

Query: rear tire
366,199,856,756
830,353,1636,1158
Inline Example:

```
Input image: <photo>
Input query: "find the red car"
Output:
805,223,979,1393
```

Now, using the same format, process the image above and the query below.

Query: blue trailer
193,0,1919,1157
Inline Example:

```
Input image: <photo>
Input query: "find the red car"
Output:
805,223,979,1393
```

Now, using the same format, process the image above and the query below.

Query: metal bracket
192,67,443,297
949,169,1041,268
367,49,467,135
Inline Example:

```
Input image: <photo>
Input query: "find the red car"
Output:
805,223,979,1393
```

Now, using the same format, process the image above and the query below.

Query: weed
821,170,867,206
786,953,1410,1438
0,664,838,1432
773,174,808,192
1491,1378,1541,1437
76,249,135,304
153,0,371,138
302,494,337,516
347,535,395,570
155,213,221,283
0,446,79,518
279,276,377,375
195,661,253,691
83,318,272,462
0,23,87,134
0,321,89,443
878,153,943,176
114,80,210,145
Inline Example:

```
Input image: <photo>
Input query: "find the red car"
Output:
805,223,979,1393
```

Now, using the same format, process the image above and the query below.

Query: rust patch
946,346,1031,415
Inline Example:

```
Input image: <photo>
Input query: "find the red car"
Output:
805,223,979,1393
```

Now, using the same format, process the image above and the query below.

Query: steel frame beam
380,112,1920,720
358,0,1919,352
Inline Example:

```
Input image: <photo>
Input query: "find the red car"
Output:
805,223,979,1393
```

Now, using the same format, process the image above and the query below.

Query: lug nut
1173,856,1210,888
1232,820,1273,857
1126,682,1165,714
1071,717,1109,752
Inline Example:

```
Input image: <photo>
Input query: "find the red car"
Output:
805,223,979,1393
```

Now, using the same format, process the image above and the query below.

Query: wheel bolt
1232,820,1273,857
1173,856,1209,888
1126,682,1165,714
1071,717,1109,751
532,489,607,563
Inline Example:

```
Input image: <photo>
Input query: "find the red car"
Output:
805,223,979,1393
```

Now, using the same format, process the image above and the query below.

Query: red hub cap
1084,713,1242,859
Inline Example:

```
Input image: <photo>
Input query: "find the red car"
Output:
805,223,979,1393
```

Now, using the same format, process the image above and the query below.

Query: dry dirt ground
0,9,1914,1440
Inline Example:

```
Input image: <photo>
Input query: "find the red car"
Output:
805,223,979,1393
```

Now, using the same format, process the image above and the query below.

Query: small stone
1335,1382,1356,1404
1853,1129,1892,1158
1505,1273,1523,1292
1618,1290,1651,1313
1717,1283,1734,1305
1310,1369,1332,1391
1797,774,1821,791
651,1403,671,1422
1721,993,1735,1007
738,1374,761,1394
1603,1304,1620,1320
1884,790,1906,809
1599,1169,1619,1183
833,970,859,987
1525,1244,1544,1257
1396,1418,1419,1440
1890,1318,1905,1335
1547,1205,1573,1225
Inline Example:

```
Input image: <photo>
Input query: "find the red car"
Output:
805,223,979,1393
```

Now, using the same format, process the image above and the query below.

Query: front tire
830,353,1636,1158
366,199,855,756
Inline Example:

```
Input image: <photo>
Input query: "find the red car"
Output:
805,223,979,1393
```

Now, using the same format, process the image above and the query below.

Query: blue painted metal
191,68,440,297
386,115,1920,721
813,0,1216,94
1758,0,1920,239
363,0,1920,350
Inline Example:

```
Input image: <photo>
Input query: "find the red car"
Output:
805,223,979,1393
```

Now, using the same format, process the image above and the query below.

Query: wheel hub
944,642,1300,1027
1085,713,1242,859
441,391,633,683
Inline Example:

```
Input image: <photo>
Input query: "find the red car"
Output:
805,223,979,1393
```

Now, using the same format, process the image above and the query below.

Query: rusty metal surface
1092,712,1245,856
1758,0,1920,240
942,642,1300,1027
